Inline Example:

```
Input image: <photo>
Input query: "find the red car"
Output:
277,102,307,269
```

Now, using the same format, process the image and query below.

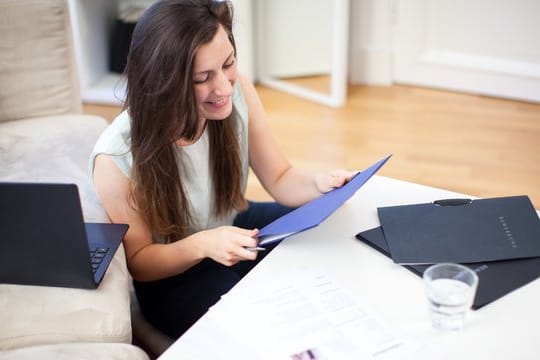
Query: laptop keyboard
89,247,110,273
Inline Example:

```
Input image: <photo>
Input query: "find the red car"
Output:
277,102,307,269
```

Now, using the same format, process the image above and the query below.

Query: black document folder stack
355,195,540,309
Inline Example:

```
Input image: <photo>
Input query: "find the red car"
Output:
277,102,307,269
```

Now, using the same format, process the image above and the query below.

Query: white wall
349,0,540,103
348,0,394,85
231,0,255,81
72,0,540,104
258,0,333,78
425,1,539,62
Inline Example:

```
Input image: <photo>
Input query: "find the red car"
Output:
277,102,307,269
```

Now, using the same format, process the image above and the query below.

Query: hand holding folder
257,155,392,246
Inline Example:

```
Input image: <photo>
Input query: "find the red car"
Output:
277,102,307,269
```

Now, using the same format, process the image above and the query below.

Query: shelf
69,0,124,105
69,0,254,105
84,73,126,105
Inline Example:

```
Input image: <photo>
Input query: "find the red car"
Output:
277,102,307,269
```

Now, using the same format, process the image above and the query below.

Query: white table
160,176,540,359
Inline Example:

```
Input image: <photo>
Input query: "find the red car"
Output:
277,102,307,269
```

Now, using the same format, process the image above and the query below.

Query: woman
90,0,352,338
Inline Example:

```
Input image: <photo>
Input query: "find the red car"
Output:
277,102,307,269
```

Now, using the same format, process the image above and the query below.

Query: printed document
190,267,441,360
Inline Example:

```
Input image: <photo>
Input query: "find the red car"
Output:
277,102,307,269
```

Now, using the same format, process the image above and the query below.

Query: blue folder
258,155,391,246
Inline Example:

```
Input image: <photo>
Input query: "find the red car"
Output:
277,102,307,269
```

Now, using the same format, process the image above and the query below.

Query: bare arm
92,154,259,281
240,76,353,207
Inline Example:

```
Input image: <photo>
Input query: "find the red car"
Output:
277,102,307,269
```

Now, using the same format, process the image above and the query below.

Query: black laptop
0,182,128,289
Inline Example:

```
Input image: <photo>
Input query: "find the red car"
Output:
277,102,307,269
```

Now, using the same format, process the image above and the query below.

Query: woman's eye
193,75,209,84
224,59,235,68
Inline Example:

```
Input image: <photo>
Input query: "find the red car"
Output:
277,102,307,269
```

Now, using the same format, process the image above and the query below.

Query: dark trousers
133,201,294,339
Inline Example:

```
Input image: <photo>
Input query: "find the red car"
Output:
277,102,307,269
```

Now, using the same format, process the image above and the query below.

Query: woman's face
193,25,238,121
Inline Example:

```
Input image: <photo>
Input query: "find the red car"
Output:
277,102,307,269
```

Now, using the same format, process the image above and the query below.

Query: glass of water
423,263,479,331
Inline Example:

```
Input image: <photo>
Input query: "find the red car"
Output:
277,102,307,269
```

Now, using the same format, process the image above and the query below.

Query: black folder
355,226,540,309
377,196,540,264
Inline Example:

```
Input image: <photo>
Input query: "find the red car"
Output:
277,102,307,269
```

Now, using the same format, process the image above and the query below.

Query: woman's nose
213,71,233,96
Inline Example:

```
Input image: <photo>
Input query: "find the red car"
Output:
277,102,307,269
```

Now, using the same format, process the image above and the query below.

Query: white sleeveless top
89,83,249,241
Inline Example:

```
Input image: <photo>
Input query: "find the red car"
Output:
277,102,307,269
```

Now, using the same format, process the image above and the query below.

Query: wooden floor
83,84,540,208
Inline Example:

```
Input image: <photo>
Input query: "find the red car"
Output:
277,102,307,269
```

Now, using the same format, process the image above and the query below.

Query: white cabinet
69,0,126,105
68,0,254,105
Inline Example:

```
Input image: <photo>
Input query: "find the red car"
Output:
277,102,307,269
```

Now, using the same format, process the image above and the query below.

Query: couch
0,1,150,358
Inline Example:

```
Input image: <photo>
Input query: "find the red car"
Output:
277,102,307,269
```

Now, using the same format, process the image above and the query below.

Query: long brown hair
124,0,247,243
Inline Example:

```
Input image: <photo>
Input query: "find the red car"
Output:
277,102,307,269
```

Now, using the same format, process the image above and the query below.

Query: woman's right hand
200,226,260,266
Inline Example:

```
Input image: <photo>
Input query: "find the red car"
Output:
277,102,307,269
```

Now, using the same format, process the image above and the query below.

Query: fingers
331,174,348,188
237,229,260,260
220,248,257,266
330,169,356,181
315,169,355,193
234,227,260,248
314,173,334,193
210,226,260,266
238,246,259,261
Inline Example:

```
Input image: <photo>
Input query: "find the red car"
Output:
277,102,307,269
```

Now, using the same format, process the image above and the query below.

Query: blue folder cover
258,155,391,246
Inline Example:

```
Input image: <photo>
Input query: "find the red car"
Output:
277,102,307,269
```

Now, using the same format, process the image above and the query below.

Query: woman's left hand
314,169,356,194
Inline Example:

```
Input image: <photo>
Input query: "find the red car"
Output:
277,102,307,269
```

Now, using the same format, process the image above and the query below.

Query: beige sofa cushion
0,342,149,360
0,0,81,123
0,114,109,221
0,244,132,350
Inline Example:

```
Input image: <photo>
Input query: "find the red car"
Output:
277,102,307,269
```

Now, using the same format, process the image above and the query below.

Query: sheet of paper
200,267,437,360
258,155,392,246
